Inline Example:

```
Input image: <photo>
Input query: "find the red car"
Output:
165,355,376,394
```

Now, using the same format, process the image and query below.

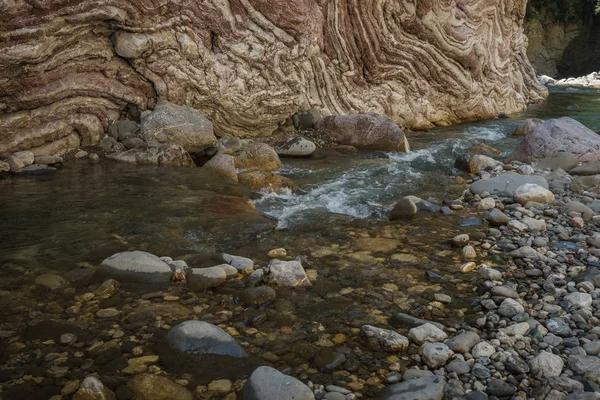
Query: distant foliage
527,0,600,21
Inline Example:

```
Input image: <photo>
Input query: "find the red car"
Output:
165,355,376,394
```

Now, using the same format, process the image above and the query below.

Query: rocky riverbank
1,115,600,400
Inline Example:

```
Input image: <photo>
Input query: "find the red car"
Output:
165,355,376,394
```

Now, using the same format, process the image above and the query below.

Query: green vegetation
527,0,600,22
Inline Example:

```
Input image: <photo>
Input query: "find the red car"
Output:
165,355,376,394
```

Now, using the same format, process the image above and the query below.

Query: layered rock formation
0,0,544,155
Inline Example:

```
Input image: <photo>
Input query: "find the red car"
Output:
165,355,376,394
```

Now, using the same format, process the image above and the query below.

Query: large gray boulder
570,161,600,176
507,118,600,164
378,375,445,400
141,101,217,153
108,141,196,167
470,172,548,197
315,114,410,152
166,320,247,358
243,366,314,400
536,152,578,171
95,251,173,287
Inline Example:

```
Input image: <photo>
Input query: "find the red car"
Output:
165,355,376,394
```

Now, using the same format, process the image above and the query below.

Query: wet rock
34,155,63,165
379,375,445,400
512,118,543,137
422,342,453,368
315,114,410,152
0,160,9,172
73,376,116,400
109,120,140,141
5,150,34,171
537,152,579,171
14,164,57,174
361,325,409,352
188,267,227,291
530,351,564,377
140,101,216,152
277,136,316,157
108,141,195,167
390,198,417,220
267,258,311,287
122,137,144,149
235,142,282,171
470,172,548,197
313,350,346,370
445,331,480,353
203,153,238,181
128,374,192,400
452,234,470,247
408,323,448,344
508,117,600,163
515,183,555,205
95,251,173,287
239,286,276,305
242,366,315,400
238,169,293,193
165,320,247,358
98,136,125,153
391,313,445,330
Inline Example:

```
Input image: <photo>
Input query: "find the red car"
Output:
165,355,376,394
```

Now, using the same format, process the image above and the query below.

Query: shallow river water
0,86,599,398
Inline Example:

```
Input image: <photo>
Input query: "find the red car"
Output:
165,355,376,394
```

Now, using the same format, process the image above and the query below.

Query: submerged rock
511,118,543,137
108,141,195,167
165,320,247,358
5,150,34,171
95,251,173,287
203,153,238,181
73,376,116,400
242,366,315,400
315,114,410,152
361,325,409,352
188,267,227,291
129,374,192,400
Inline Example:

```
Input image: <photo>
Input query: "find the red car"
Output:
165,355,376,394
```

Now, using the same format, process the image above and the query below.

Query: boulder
277,136,317,157
5,150,34,171
203,153,238,181
238,170,294,194
570,161,600,176
140,101,216,152
267,258,311,287
390,198,417,220
122,137,145,149
507,118,600,164
470,172,548,197
361,325,409,352
98,136,125,153
514,183,555,205
511,118,543,136
108,120,140,141
314,114,410,152
379,375,445,400
95,251,173,287
242,366,315,400
108,141,195,167
165,320,247,358
188,267,227,291
235,142,282,171
292,109,323,130
536,152,578,171
129,374,192,400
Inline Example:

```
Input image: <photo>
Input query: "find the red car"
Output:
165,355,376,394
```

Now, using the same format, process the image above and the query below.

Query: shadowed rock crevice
0,0,544,154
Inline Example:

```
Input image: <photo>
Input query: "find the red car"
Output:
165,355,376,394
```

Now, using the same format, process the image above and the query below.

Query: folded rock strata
0,0,544,155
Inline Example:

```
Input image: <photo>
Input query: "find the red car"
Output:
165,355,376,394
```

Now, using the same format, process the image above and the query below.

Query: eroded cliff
0,0,544,155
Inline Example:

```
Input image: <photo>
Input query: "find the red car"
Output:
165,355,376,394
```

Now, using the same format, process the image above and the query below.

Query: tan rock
203,153,238,181
129,374,192,400
234,142,281,171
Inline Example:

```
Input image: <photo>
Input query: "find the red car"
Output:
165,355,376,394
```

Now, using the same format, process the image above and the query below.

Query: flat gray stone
95,251,172,287
537,152,578,171
470,172,548,197
570,161,600,175
379,375,445,400
166,320,247,358
188,267,227,291
243,366,314,400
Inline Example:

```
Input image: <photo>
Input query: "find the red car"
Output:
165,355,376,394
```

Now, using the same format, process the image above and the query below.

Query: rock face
507,118,600,164
140,101,216,152
0,0,543,154
315,114,410,152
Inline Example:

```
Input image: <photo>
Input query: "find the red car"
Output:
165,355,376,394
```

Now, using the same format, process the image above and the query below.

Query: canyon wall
0,0,544,155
